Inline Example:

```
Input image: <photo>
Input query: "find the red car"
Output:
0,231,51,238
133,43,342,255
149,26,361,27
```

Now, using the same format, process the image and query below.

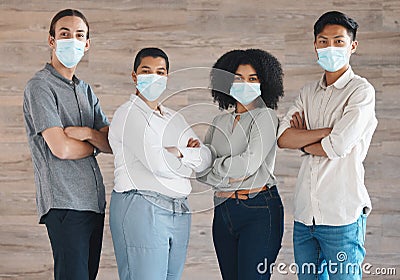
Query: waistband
215,185,271,200
119,189,190,214
213,185,277,205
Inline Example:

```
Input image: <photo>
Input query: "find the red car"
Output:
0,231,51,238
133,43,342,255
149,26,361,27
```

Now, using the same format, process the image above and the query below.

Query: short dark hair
314,11,359,41
210,49,284,110
49,9,90,39
133,48,170,73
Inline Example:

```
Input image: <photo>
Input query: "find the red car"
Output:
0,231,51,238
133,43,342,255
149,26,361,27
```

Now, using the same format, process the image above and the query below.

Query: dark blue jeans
44,209,104,280
212,186,284,280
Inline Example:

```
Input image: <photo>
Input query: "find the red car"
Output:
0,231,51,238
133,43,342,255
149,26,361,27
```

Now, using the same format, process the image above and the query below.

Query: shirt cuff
161,149,193,178
180,147,202,169
277,122,291,139
321,135,337,160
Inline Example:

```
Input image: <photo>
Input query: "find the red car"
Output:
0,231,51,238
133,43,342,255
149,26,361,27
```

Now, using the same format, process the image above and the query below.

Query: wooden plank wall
0,1,399,279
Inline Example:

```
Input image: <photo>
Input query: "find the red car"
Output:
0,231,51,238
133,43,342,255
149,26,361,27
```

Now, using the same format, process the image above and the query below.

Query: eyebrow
317,35,346,39
59,27,70,32
235,73,258,76
58,27,86,33
140,65,166,71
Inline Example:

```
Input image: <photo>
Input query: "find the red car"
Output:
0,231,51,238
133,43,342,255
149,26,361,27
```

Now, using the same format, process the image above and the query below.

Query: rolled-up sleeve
172,113,212,173
180,146,212,173
321,84,377,159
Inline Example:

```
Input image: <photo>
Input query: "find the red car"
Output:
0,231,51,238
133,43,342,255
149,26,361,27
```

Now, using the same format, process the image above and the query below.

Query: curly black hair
210,49,284,110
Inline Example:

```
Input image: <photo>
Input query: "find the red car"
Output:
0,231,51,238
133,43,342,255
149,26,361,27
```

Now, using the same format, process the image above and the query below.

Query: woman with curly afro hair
197,49,284,280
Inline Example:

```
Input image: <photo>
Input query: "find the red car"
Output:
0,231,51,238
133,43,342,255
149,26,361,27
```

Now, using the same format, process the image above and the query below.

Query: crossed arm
277,112,331,157
42,126,112,160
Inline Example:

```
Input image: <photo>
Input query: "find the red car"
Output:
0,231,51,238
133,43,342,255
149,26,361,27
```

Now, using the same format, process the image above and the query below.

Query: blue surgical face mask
55,38,86,68
317,46,350,72
136,74,168,101
229,82,261,105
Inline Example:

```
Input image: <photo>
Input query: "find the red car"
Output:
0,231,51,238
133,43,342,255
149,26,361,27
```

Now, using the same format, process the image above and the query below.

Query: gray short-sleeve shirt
23,63,110,223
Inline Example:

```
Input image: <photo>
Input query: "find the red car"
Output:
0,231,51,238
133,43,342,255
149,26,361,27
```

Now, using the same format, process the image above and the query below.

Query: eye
249,76,258,82
157,71,165,75
77,33,85,38
234,76,242,82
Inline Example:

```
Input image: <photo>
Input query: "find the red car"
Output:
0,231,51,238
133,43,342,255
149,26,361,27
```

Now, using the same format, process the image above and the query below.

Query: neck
50,56,76,80
137,91,160,112
236,102,253,113
325,65,349,86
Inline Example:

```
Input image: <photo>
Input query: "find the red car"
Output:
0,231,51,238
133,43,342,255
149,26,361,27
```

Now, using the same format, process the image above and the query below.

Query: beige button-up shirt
278,67,377,226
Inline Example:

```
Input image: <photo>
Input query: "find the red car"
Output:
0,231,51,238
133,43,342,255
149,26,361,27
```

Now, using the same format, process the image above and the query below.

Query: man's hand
187,138,200,148
290,111,306,130
64,126,91,141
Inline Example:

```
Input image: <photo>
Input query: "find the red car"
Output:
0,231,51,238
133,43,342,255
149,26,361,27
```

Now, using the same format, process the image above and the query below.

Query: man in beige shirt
278,11,377,280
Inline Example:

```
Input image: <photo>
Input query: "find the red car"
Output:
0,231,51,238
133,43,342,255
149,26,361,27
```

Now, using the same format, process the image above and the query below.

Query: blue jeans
109,190,191,280
293,213,367,280
212,186,284,280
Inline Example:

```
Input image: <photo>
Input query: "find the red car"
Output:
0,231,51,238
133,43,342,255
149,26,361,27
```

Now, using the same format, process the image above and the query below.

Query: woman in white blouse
108,48,211,280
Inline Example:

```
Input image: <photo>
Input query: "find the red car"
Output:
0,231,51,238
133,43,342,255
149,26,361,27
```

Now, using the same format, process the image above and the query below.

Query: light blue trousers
109,190,191,280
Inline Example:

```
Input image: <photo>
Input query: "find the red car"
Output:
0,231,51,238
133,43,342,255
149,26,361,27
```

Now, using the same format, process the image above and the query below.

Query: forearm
64,126,112,154
278,127,331,149
58,138,94,160
303,142,328,157
87,129,112,153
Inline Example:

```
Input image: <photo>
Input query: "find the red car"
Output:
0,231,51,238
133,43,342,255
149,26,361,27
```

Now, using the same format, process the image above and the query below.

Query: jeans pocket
53,209,70,224
359,214,367,245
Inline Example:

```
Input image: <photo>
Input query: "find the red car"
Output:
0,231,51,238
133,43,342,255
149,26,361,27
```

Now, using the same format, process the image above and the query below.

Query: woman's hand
165,147,183,158
187,138,200,148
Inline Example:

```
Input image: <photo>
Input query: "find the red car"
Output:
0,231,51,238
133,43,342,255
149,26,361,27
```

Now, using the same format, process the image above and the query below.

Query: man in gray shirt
23,9,111,280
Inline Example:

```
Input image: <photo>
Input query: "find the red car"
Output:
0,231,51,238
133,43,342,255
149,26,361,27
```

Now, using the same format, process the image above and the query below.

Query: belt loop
234,191,239,205
267,185,273,197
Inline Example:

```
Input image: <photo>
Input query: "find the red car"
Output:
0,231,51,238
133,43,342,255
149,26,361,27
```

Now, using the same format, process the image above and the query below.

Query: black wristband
300,146,309,155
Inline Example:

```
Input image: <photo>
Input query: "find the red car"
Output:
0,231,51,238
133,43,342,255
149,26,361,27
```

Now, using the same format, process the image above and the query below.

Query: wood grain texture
0,1,399,279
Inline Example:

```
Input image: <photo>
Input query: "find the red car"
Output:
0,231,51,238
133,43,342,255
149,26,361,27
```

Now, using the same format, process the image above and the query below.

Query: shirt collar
318,66,355,90
45,63,80,86
130,94,170,117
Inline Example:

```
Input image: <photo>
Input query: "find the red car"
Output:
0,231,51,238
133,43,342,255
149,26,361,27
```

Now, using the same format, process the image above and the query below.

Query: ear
84,38,91,52
48,35,56,49
350,40,358,54
313,41,319,59
131,71,137,84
